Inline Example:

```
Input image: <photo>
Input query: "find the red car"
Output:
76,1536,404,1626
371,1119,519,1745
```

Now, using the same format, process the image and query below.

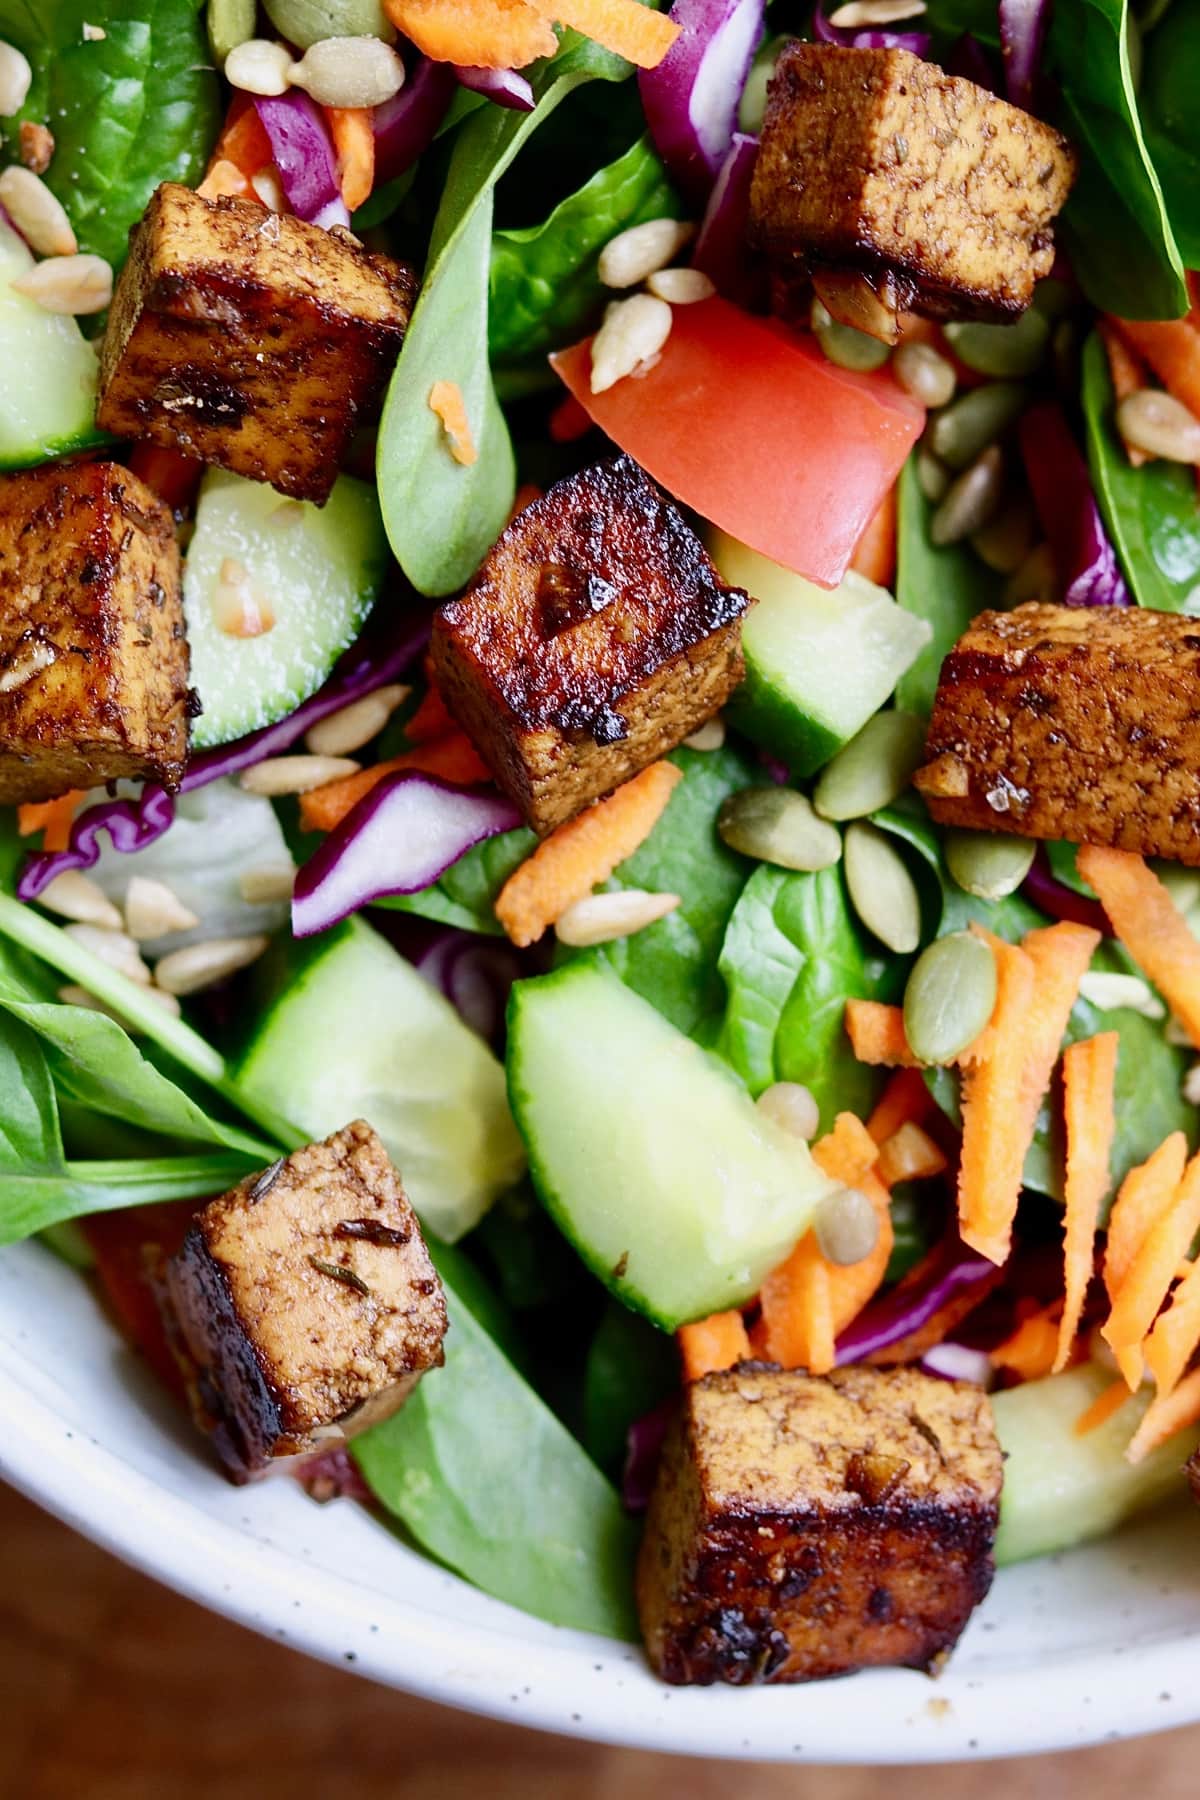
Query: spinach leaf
894,456,1001,717
561,744,757,1039
715,862,882,1129
376,31,636,597
384,825,537,935
353,1241,639,1640
0,1009,62,1170
0,0,220,269
583,1299,678,1478
489,134,679,367
1050,0,1187,319
0,1152,261,1246
1140,0,1200,266
1081,330,1200,614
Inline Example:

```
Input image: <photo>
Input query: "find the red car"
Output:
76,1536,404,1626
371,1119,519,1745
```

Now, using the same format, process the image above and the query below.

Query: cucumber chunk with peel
506,962,837,1329
0,218,108,468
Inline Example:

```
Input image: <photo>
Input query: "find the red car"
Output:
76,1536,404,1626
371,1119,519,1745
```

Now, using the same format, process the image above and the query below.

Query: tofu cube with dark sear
166,1120,447,1480
915,601,1200,865
98,183,416,504
637,1365,1002,1685
0,461,188,803
431,455,751,835
750,44,1077,326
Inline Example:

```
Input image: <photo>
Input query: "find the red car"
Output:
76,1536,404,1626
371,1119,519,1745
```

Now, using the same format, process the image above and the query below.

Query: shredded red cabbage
920,1341,993,1384
622,1395,677,1514
454,65,535,111
374,58,457,184
691,131,759,298
291,771,520,938
835,1238,998,1364
639,0,765,202
812,3,930,54
1020,402,1131,608
1021,847,1112,935
999,0,1050,110
415,929,525,1042
254,91,349,230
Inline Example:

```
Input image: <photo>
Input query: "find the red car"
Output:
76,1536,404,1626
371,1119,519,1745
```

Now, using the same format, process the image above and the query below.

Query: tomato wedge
550,296,924,589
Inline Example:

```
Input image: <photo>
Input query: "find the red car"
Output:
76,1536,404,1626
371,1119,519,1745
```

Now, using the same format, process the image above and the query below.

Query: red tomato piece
550,296,924,589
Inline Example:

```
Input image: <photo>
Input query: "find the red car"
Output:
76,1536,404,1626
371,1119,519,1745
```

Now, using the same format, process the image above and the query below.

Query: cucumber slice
994,1363,1195,1566
0,218,108,468
235,917,526,1242
710,529,932,777
507,962,836,1329
183,469,388,749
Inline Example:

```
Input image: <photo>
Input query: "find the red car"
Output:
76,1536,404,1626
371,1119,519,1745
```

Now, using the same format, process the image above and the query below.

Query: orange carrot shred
1109,315,1200,423
1074,1379,1132,1437
197,157,259,203
17,790,85,853
495,762,682,947
844,999,923,1067
1105,1131,1188,1304
677,1309,751,1382
298,733,492,834
1104,1146,1200,1376
955,931,1038,1265
1096,319,1151,467
404,669,456,744
849,482,897,588
326,107,375,213
1076,846,1200,1048
527,0,681,67
876,1121,947,1188
992,1301,1064,1382
382,0,558,68
867,1068,933,1145
428,379,478,466
208,97,273,179
1054,1032,1119,1373
1144,1259,1200,1401
1126,1364,1200,1465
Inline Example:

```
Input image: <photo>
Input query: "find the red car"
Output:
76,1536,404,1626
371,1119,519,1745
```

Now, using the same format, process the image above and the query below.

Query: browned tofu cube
98,184,416,504
637,1365,1002,1685
166,1120,447,1481
0,461,188,803
915,601,1200,864
431,455,751,834
750,45,1077,325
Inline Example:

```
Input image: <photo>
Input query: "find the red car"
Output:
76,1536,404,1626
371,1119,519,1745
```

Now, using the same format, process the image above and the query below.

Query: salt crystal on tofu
166,1120,447,1480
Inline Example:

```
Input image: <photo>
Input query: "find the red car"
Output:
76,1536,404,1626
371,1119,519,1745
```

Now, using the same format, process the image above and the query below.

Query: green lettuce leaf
894,456,1002,718
0,1152,262,1246
1140,0,1200,267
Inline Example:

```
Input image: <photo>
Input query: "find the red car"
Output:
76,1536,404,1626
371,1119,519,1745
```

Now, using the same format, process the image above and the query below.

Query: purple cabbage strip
415,929,525,1042
17,617,429,901
454,65,535,111
812,3,929,54
254,91,349,230
691,131,760,299
1021,847,1112,936
622,1396,677,1514
835,1238,998,1364
999,0,1050,110
920,1341,993,1385
373,58,457,185
639,0,766,203
946,31,999,91
1020,402,1131,608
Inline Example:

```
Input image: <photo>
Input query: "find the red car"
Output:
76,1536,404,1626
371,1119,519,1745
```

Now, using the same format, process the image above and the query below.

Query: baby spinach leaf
583,1299,678,1478
0,0,221,269
353,1241,639,1641
0,1010,62,1170
894,457,1001,718
0,1151,261,1246
1140,0,1200,266
377,31,637,597
384,826,537,935
489,134,680,367
1081,330,1200,614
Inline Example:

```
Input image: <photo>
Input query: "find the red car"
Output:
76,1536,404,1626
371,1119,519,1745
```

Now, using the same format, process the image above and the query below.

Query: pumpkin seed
1003,541,1058,606
945,829,1036,900
916,445,951,503
207,0,256,65
811,297,892,373
970,495,1037,574
717,787,842,871
930,445,1006,546
1077,971,1164,1020
814,1185,880,1266
263,0,395,50
927,382,1028,470
903,931,997,1065
813,711,926,821
943,310,1051,379
894,340,957,409
843,821,922,953
756,1081,820,1142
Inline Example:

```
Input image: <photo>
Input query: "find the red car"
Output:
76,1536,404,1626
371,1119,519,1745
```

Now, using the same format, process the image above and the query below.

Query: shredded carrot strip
495,762,682,947
849,483,897,588
1074,1379,1132,1437
1126,1364,1200,1465
326,107,375,213
1076,846,1200,1048
1104,1147,1200,1375
382,0,558,68
1097,319,1151,467
1054,1032,1119,1373
866,1068,933,1146
17,790,85,853
1144,1259,1200,1401
877,1122,947,1187
298,733,492,834
403,663,455,744
844,1000,923,1067
677,1309,751,1382
955,931,1038,1265
208,98,273,179
1105,1131,1188,1303
198,157,258,203
1110,315,1200,423
527,0,681,67
992,1301,1064,1382
428,379,478,467
812,1110,884,1190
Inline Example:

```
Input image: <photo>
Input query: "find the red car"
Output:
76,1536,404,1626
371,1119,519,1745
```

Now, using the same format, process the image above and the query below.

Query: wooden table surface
3,1480,1197,1800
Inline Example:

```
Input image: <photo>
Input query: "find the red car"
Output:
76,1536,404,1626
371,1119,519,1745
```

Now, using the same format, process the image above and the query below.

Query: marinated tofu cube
915,601,1200,865
98,184,416,504
750,45,1077,326
0,461,188,803
431,455,751,835
637,1364,1002,1684
166,1120,447,1480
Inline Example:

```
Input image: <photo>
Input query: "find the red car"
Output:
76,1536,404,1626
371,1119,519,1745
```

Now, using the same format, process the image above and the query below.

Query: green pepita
943,309,1051,380
928,382,1029,470
813,711,927,821
207,0,257,65
843,821,922,954
811,298,892,373
814,1185,880,1266
717,787,843,872
970,496,1037,574
916,444,952,503
930,445,1006,547
262,0,395,50
903,930,998,1065
945,829,1037,900
894,340,957,408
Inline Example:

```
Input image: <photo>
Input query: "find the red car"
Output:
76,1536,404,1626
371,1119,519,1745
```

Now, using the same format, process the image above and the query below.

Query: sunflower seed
1077,972,1165,1020
814,1185,881,1266
0,41,32,115
945,829,1036,900
811,297,891,372
943,310,1051,379
554,889,681,947
903,931,997,1065
38,870,123,930
645,266,715,305
590,293,674,394
844,821,922,954
894,341,957,408
250,168,285,211
1116,389,1200,464
82,22,106,39
63,923,152,986
756,1081,820,1142
289,35,406,108
124,875,201,941
717,787,843,871
304,684,409,756
928,382,1028,469
1184,1064,1200,1107
224,37,294,96
11,253,112,314
598,218,694,289
813,711,926,821
830,0,925,21
240,754,360,796
682,714,726,752
238,863,297,905
0,166,76,256
155,935,270,996
930,445,1006,546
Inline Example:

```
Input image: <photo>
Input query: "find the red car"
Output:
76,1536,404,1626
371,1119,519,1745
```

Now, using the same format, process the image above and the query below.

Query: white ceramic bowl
3,1236,1200,1763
